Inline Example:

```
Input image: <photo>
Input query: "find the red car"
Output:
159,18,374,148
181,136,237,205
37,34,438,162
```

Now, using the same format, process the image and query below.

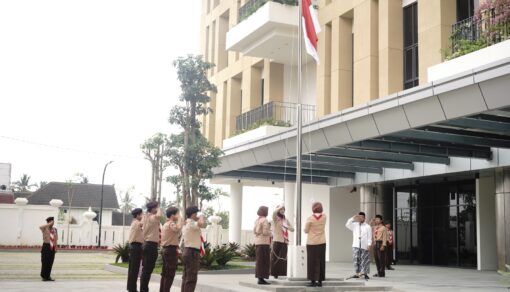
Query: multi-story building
201,0,510,272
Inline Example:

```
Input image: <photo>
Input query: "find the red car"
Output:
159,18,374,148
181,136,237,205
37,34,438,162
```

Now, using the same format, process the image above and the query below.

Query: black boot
317,281,322,287
306,281,316,287
258,278,270,285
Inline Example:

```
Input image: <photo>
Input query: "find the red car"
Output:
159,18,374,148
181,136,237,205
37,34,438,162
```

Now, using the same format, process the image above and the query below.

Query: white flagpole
296,0,303,247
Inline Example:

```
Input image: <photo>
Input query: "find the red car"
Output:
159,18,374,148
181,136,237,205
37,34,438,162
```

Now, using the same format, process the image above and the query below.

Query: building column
477,174,497,270
229,182,243,244
331,16,353,113
359,184,392,221
495,168,510,272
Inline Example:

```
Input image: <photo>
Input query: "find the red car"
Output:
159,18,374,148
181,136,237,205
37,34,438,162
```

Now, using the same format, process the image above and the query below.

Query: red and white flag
302,0,321,63
200,235,205,257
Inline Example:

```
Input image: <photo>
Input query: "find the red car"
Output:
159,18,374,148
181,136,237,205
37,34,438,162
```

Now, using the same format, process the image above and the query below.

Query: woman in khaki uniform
160,206,183,292
254,206,271,285
270,205,294,279
304,202,327,287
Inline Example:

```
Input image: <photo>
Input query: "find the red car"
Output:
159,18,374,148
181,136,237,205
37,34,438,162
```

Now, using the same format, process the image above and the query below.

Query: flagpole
295,0,303,247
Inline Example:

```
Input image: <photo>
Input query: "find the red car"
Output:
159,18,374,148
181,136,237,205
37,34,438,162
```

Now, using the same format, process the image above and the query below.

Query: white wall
0,162,11,188
477,175,498,270
329,186,361,262
284,62,317,107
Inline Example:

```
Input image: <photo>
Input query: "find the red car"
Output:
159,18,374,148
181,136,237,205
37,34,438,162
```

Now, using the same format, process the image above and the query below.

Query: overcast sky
0,0,202,205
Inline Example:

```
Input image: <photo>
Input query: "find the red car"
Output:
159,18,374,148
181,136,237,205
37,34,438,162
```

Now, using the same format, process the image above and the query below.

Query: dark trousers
127,242,143,292
181,247,200,292
386,243,393,268
306,244,326,282
40,243,55,280
140,241,159,292
255,245,270,279
374,241,386,277
160,245,178,292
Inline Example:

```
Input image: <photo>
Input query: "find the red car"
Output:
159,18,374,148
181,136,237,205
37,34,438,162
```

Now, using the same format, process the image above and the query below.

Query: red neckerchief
313,214,322,220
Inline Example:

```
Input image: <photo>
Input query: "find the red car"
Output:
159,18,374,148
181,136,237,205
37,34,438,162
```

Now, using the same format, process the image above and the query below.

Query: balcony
235,101,316,133
428,7,510,82
226,0,302,64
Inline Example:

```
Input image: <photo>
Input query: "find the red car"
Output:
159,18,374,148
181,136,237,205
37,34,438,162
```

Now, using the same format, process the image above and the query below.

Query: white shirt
345,217,372,250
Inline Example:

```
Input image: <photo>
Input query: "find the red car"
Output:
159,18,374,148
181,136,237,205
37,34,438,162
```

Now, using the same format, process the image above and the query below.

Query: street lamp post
98,160,113,247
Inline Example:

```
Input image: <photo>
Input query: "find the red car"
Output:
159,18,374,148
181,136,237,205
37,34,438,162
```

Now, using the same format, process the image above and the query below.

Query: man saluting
40,216,58,281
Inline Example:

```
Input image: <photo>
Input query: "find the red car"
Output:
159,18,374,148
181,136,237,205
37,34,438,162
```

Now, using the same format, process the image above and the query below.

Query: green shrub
113,242,130,263
242,243,256,260
215,244,237,267
232,118,291,137
228,242,241,256
200,246,216,268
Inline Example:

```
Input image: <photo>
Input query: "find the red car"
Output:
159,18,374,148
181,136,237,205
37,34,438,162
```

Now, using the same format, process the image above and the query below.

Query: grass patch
112,262,252,273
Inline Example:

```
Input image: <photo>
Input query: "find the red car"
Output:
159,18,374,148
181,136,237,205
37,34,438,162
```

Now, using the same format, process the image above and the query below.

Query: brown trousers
181,247,200,292
160,245,178,292
40,243,55,280
255,245,270,279
270,241,288,277
140,241,159,292
374,241,386,277
127,242,142,292
307,244,326,282
386,243,393,268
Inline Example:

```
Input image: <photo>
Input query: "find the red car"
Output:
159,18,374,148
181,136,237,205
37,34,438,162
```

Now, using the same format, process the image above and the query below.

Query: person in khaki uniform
270,205,294,279
140,201,162,292
254,206,271,285
181,206,205,292
40,216,57,281
127,208,143,292
304,202,327,287
160,207,183,292
371,215,388,278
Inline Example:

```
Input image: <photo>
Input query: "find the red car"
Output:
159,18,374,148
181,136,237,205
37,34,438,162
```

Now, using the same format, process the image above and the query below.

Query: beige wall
202,0,459,146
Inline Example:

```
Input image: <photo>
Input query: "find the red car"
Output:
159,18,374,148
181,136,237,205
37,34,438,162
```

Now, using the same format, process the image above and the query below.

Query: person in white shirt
345,212,372,279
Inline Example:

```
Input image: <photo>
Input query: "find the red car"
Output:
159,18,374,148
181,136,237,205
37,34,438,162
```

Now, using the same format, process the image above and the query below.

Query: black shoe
317,281,322,287
258,278,270,285
387,267,395,270
42,278,55,281
364,274,370,280
274,275,278,279
373,273,379,277
306,281,317,287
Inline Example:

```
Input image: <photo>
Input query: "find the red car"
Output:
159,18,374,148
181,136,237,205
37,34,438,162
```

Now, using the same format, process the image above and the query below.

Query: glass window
403,3,418,89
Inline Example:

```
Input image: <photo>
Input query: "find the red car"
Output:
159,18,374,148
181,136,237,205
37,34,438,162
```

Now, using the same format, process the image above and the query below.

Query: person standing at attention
140,201,162,292
181,206,206,292
371,215,388,278
304,202,327,287
254,206,271,285
270,205,294,279
40,216,57,281
160,206,183,292
345,212,372,280
127,208,143,292
385,222,394,270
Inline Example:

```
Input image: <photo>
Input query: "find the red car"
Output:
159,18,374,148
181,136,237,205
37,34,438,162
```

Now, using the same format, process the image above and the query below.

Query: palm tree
119,188,136,214
37,181,48,190
13,174,36,192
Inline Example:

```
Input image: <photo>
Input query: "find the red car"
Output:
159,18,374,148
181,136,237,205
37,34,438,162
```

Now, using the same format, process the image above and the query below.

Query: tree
74,173,89,184
167,55,221,211
119,187,136,214
12,174,36,192
141,133,168,202
37,181,48,190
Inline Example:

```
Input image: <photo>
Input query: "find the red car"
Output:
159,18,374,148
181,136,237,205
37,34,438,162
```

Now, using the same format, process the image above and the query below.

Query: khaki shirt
182,219,203,249
304,214,327,245
373,225,388,247
142,213,161,243
161,219,183,247
253,217,271,245
128,220,143,244
39,223,57,244
272,211,294,243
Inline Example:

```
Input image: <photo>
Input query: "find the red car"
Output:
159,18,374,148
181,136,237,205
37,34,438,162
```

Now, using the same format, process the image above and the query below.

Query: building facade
201,0,510,272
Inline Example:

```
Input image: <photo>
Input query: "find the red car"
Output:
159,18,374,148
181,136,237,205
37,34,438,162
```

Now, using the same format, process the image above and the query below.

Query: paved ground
1,250,509,291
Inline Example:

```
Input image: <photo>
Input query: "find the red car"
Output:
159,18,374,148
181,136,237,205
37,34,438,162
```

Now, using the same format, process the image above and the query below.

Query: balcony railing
448,9,510,60
235,101,316,133
238,0,298,22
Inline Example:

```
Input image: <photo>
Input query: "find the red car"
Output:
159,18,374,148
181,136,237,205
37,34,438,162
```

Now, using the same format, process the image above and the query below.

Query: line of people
127,201,206,292
345,212,394,280
253,202,327,287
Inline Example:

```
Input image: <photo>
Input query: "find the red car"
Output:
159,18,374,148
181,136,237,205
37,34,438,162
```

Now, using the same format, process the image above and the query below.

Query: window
457,0,475,22
403,3,418,89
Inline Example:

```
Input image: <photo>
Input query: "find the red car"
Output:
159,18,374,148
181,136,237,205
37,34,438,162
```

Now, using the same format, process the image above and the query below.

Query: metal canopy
216,107,510,184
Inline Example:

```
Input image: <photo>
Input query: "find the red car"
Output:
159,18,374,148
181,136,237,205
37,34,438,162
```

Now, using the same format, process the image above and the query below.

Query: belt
144,241,158,245
163,245,178,248
130,242,142,246
185,247,200,252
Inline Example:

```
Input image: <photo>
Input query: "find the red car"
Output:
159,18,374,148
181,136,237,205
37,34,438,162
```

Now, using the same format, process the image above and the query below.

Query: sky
0,0,284,229
0,0,200,205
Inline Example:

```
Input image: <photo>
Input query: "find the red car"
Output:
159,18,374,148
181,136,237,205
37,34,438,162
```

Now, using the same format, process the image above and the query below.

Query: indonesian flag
302,0,321,63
